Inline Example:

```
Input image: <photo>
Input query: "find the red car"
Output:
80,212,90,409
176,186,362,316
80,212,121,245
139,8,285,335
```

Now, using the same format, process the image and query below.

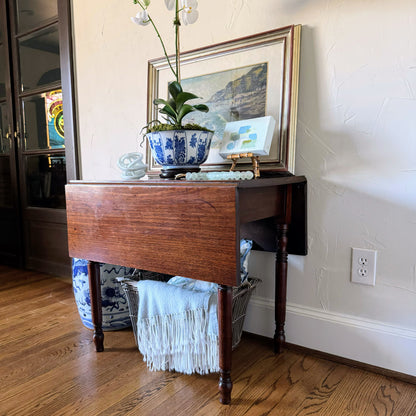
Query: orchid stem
175,0,181,83
135,0,177,80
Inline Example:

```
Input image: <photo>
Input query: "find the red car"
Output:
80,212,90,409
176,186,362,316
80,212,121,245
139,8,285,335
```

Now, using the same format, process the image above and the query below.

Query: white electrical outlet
351,248,377,286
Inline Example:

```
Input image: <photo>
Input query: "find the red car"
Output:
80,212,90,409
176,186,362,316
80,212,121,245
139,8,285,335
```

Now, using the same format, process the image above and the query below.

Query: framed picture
147,25,301,174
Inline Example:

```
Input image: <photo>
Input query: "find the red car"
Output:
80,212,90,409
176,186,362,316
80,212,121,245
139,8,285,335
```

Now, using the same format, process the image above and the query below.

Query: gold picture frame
147,25,301,175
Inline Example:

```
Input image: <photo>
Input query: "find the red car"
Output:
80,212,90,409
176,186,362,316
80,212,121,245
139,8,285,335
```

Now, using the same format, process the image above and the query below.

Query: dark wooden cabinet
0,0,77,275
0,0,22,267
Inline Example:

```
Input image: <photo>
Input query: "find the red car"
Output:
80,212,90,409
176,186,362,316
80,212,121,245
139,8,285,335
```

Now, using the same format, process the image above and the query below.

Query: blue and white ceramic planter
72,258,135,331
147,129,213,178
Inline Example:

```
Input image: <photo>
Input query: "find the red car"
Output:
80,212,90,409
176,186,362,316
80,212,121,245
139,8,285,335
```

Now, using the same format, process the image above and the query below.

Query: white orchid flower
164,0,175,10
180,0,199,25
131,10,150,26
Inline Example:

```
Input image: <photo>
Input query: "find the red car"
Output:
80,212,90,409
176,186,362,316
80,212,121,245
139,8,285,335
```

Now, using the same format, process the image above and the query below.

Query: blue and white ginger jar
72,258,134,331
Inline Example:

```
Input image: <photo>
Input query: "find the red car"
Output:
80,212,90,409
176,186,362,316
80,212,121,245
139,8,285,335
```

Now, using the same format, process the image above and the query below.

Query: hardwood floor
1,265,415,416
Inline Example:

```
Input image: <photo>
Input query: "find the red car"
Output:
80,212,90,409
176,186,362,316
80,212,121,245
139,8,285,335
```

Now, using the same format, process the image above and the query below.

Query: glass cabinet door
18,24,61,92
22,89,64,151
11,0,66,212
16,0,58,33
25,154,66,209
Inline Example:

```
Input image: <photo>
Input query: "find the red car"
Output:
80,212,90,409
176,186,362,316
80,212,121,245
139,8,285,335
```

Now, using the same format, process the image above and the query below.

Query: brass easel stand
227,153,261,178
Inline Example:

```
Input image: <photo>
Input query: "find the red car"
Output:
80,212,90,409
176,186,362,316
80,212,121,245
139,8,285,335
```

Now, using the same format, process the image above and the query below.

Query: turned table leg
218,284,233,404
87,261,104,352
274,224,289,354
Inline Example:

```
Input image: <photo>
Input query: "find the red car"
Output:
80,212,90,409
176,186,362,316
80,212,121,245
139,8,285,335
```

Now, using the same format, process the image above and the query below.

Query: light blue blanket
133,279,219,374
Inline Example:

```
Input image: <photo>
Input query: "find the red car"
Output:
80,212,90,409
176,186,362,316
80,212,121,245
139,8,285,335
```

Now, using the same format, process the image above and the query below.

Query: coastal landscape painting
180,63,268,163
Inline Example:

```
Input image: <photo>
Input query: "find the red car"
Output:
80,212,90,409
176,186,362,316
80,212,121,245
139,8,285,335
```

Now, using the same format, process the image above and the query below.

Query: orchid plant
131,0,210,132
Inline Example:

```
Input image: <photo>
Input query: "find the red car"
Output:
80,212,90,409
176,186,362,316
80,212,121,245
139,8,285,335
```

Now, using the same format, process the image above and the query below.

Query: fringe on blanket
136,307,219,375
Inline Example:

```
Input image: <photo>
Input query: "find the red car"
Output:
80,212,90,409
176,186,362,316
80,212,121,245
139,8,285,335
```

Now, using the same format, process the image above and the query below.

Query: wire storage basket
230,278,261,349
117,272,260,350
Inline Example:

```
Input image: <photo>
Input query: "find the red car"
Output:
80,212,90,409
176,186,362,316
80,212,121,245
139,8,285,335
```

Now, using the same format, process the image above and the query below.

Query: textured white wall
72,0,416,372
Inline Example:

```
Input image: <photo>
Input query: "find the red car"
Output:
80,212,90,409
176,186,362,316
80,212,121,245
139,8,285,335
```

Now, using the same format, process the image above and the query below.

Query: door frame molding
58,0,79,181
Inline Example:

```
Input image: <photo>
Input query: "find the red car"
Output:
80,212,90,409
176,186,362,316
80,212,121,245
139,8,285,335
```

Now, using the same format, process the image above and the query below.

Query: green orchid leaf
159,106,177,120
154,81,209,127
177,104,195,124
167,98,177,111
154,99,177,120
168,81,183,100
176,92,200,110
193,104,209,113
154,98,169,107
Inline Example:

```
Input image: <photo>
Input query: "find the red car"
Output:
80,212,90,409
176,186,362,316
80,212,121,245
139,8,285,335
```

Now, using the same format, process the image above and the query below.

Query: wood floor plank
190,351,318,415
1,266,416,415
1,332,136,415
318,369,416,416
138,337,268,416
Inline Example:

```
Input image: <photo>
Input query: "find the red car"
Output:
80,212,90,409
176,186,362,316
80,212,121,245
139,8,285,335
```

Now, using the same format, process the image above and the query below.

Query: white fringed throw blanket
133,279,219,375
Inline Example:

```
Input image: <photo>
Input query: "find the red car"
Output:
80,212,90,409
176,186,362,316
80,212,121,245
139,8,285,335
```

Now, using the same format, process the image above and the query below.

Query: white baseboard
243,295,416,376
